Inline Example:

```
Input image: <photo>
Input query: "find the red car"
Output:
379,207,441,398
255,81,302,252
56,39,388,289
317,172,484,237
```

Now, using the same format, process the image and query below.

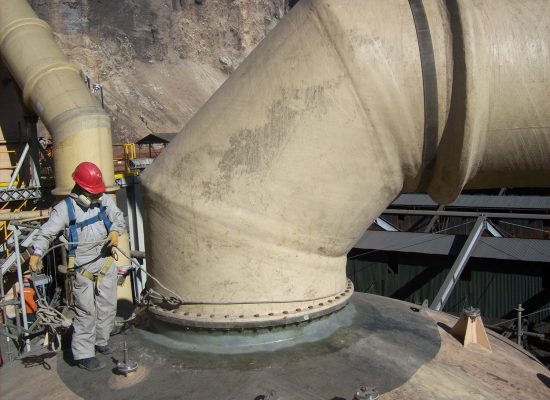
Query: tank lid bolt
463,306,481,318
353,385,380,400
116,341,138,377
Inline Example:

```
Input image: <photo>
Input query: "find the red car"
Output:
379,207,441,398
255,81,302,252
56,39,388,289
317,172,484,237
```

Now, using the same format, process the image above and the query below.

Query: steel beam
6,143,29,189
134,179,147,291
383,209,550,220
486,221,503,238
374,217,399,232
27,117,41,188
423,204,445,233
430,216,486,311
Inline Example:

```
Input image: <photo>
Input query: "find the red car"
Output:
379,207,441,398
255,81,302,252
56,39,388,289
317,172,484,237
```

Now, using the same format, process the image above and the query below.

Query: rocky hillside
30,0,287,142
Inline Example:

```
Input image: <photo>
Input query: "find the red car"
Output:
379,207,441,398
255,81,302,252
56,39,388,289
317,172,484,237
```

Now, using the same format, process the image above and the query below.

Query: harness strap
75,214,102,230
64,198,78,257
98,204,112,232
79,257,115,292
64,197,113,259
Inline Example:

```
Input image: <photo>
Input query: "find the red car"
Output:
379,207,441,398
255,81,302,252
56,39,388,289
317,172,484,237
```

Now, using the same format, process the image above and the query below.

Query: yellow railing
1,142,139,185
0,142,138,257
0,199,37,258
113,143,137,176
0,149,19,187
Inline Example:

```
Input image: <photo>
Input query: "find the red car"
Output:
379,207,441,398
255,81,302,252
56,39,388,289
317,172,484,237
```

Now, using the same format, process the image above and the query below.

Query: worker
29,161,126,372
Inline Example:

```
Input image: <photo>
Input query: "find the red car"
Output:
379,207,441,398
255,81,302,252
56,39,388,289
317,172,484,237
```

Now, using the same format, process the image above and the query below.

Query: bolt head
354,385,380,400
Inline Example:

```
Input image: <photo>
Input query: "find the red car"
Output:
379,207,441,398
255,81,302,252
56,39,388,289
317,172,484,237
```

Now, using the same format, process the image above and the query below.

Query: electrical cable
499,221,550,235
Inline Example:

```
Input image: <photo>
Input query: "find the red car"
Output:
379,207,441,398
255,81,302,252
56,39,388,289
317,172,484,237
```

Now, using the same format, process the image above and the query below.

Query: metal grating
392,193,550,210
0,187,41,202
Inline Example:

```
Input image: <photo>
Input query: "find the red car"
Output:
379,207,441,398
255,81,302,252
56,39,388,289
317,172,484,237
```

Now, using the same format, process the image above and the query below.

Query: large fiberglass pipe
141,0,550,329
0,0,116,195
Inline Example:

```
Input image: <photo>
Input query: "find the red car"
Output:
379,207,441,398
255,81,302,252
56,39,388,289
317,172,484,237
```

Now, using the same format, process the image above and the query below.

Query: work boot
77,357,105,371
95,344,115,355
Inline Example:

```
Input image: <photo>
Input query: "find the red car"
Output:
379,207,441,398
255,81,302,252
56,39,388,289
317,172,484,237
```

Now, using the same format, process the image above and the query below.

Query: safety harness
64,198,114,290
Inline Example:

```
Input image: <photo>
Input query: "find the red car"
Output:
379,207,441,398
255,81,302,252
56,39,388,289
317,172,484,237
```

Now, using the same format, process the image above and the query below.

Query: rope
34,238,355,310
114,246,185,304
32,238,185,318
116,246,349,306
29,239,123,348
34,297,71,330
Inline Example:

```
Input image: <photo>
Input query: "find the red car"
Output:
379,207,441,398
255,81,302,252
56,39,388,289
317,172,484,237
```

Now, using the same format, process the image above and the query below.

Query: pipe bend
0,0,116,196
141,0,550,329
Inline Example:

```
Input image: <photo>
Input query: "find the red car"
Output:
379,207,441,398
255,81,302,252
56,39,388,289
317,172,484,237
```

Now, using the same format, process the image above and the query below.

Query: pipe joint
0,17,51,46
22,62,81,109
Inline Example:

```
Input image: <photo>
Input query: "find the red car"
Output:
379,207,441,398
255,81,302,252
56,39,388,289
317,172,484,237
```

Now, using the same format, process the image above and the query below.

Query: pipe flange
149,280,354,330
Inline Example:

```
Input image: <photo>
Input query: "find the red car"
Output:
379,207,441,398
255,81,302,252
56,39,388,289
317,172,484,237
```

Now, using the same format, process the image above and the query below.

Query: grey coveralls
33,193,125,360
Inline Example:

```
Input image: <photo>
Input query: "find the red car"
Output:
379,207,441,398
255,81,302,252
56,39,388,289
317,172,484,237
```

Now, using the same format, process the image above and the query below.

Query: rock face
29,0,286,142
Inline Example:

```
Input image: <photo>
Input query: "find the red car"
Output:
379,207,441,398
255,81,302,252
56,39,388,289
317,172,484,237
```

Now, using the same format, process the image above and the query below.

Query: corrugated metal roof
391,194,550,210
354,231,550,262
135,132,178,145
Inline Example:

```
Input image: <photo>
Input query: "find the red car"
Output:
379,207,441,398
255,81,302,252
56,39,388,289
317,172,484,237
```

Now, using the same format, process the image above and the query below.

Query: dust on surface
30,0,286,142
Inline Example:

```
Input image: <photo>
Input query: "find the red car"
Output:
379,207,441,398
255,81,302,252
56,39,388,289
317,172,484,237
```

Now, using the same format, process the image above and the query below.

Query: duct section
142,0,549,329
0,0,116,195
140,0,454,328
425,0,550,202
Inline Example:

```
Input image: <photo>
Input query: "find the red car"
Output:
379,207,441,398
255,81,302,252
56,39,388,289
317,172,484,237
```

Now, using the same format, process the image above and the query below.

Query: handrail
0,199,36,257
0,149,20,186
113,143,137,174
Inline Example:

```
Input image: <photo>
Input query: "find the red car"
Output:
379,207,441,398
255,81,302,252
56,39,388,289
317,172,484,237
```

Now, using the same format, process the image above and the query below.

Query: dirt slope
30,0,286,142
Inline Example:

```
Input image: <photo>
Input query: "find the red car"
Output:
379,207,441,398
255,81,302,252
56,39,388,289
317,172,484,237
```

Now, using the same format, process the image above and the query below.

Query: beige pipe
0,1,134,306
0,209,50,221
140,0,550,328
0,0,116,195
424,0,550,202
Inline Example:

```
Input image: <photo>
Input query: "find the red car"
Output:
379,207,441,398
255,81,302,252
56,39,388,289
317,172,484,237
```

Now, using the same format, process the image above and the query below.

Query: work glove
117,265,131,286
108,231,119,248
29,254,43,273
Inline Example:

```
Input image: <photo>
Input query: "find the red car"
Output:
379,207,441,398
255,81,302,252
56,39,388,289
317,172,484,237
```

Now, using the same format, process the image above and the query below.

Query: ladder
0,223,40,276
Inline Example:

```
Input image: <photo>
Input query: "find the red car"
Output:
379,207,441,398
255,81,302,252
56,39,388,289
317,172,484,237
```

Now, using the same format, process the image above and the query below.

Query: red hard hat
72,162,106,194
